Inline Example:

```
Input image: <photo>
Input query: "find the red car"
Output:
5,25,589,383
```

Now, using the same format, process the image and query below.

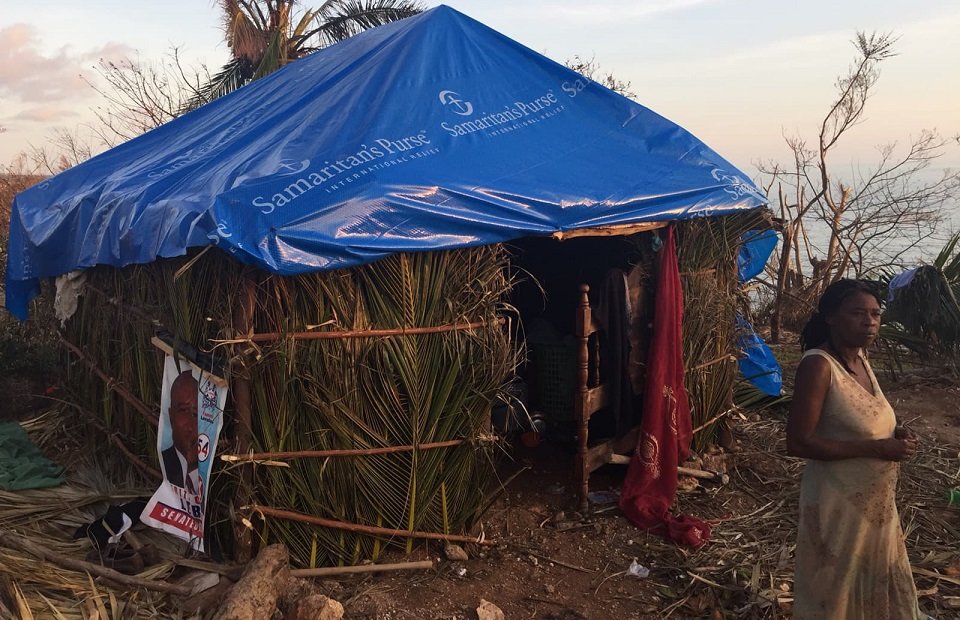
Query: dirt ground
329,371,960,619
2,350,959,619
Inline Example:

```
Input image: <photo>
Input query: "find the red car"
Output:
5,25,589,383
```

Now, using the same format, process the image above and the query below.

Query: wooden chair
574,283,641,513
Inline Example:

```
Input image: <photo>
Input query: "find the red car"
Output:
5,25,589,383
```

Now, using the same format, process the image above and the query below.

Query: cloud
12,106,79,122
0,23,132,104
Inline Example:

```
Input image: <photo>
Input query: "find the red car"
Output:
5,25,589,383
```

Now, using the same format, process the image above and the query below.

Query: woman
787,279,927,619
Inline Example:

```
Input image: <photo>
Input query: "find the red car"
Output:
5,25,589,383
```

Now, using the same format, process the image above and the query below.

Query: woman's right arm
785,355,916,461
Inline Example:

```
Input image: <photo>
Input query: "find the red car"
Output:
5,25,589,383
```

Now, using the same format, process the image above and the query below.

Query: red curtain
618,226,710,547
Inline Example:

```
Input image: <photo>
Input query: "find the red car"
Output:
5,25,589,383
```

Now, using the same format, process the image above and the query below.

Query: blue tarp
6,5,766,319
735,230,782,396
736,313,782,397
887,267,919,302
738,229,778,282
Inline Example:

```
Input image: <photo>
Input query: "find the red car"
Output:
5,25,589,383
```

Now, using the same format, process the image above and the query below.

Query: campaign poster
141,354,227,551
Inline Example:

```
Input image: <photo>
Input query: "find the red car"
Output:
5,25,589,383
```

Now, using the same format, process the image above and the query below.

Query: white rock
444,543,469,562
477,599,505,620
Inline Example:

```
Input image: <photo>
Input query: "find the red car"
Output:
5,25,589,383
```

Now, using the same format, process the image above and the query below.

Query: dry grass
629,413,960,619
2,400,957,617
0,412,190,618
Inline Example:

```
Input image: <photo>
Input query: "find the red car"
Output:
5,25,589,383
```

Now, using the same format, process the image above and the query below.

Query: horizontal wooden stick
222,439,467,462
687,354,737,373
291,560,434,578
551,221,667,241
678,466,730,484
245,318,501,343
84,283,157,324
248,505,495,546
692,407,737,435
607,455,729,484
0,529,191,597
512,545,596,573
59,334,159,428
913,567,960,587
150,337,228,388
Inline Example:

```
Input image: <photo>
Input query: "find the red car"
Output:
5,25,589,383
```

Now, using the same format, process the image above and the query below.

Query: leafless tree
757,32,960,342
85,49,211,146
22,128,98,175
565,54,636,99
1,48,209,179
1,154,47,255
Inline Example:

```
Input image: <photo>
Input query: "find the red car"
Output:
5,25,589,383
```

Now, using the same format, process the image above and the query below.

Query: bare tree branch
84,50,210,145
565,54,636,99
754,31,959,341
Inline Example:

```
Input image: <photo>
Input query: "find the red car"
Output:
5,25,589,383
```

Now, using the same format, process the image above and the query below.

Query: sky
1,0,958,180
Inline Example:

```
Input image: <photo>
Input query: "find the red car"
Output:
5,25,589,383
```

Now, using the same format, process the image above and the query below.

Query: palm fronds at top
311,0,425,46
184,0,423,111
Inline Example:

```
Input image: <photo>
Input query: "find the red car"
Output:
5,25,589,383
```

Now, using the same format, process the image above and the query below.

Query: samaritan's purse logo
438,90,474,116
437,86,565,139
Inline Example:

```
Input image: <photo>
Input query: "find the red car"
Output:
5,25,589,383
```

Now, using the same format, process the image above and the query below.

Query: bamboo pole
0,529,192,597
687,354,737,373
244,318,502,343
232,270,258,563
248,506,496,546
221,439,467,463
551,220,667,240
691,407,737,435
290,560,435,578
59,334,159,428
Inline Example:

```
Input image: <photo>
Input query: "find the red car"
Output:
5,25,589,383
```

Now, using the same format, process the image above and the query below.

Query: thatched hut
6,6,766,566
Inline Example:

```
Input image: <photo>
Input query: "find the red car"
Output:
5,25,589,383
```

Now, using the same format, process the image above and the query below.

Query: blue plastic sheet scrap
0,422,65,491
5,5,765,319
734,229,782,396
738,229,779,282
736,313,782,397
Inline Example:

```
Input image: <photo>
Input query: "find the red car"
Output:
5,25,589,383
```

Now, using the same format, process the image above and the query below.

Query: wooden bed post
575,284,591,514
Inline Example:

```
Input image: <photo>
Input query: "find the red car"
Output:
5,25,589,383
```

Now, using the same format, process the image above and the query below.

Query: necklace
822,342,859,376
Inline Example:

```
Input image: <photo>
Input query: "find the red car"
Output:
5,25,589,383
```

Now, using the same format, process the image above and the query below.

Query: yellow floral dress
793,349,923,620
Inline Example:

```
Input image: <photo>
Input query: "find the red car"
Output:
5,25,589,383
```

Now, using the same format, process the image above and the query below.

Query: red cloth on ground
618,226,711,548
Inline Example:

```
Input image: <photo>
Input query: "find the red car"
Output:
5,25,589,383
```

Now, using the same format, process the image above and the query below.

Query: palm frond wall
676,213,768,453
63,245,515,566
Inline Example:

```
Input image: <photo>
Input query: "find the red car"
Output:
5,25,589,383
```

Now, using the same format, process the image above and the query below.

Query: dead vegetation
0,393,956,618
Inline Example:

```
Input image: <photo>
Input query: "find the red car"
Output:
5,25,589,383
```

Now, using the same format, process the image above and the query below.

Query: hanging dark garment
591,268,638,436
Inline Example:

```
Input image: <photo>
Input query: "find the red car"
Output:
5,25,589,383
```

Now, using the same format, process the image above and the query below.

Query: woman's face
825,290,882,348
